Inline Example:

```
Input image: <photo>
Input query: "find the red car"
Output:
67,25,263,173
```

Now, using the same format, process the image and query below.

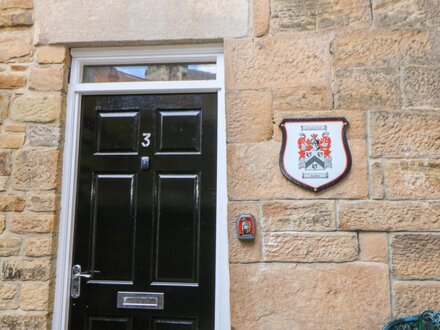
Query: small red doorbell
236,214,256,241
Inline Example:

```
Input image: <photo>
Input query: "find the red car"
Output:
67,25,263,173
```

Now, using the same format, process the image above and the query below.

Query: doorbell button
236,214,256,241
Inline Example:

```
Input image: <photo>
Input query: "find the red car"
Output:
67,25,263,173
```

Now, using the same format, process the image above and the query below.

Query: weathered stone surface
0,238,21,257
394,281,440,317
0,214,5,234
12,149,60,190
0,73,26,89
0,30,32,62
0,11,33,27
36,46,68,64
20,282,50,311
317,0,371,30
24,237,53,257
253,0,269,36
270,0,315,32
0,284,17,299
2,259,51,280
272,86,332,111
0,93,8,123
333,30,429,68
0,133,24,148
392,234,440,279
29,66,65,91
0,0,33,9
261,200,335,231
371,110,440,159
335,67,400,109
263,232,358,262
0,195,25,211
359,233,388,262
370,161,384,199
373,0,440,28
0,150,12,175
273,110,366,141
5,123,26,132
230,262,390,329
26,193,59,212
228,139,367,200
403,66,440,107
11,94,62,123
226,90,272,143
9,214,56,233
225,35,332,90
27,124,61,146
339,201,440,231
0,177,8,191
384,160,440,199
228,201,261,262
0,314,48,329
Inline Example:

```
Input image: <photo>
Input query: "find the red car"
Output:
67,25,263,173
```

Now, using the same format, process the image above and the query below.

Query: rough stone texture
35,0,249,44
29,66,65,91
263,232,358,262
384,160,440,200
0,215,5,234
0,132,24,148
1,259,51,281
0,73,26,89
230,262,390,329
0,0,33,9
253,0,269,36
226,90,273,143
0,177,8,191
11,94,62,123
9,214,56,233
394,281,440,317
36,46,68,64
403,66,440,107
339,201,440,231
0,11,33,27
371,110,440,159
0,194,25,211
261,200,335,231
333,30,429,68
0,284,17,299
359,233,388,262
272,86,332,111
20,282,50,311
334,67,400,109
12,149,60,191
0,238,21,256
5,123,26,132
24,237,53,257
228,201,261,263
0,150,11,175
228,139,367,200
0,30,32,62
27,124,61,146
0,314,48,330
270,0,315,32
392,234,440,280
26,193,59,212
225,35,332,90
370,161,384,199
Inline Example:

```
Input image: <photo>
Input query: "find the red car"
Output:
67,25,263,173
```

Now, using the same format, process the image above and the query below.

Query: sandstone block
0,30,32,62
0,215,5,233
339,201,440,231
333,30,429,68
394,281,440,317
359,233,388,262
20,283,50,311
371,110,440,158
29,66,65,91
0,133,24,148
253,0,269,36
0,177,8,191
370,161,384,199
392,234,440,280
11,94,62,123
335,67,400,109
317,0,371,30
0,284,17,299
263,232,358,262
261,200,335,231
226,90,272,143
225,35,332,90
272,86,332,111
5,123,26,132
230,262,390,329
0,93,8,123
0,238,21,257
228,139,367,200
26,193,59,212
28,124,61,146
12,149,60,190
9,214,56,233
36,46,68,64
270,0,315,33
0,73,26,89
2,259,51,281
384,160,440,199
228,201,261,262
0,150,11,175
11,65,27,72
0,0,33,9
0,314,48,329
0,11,32,27
403,66,440,107
24,237,53,257
0,195,24,211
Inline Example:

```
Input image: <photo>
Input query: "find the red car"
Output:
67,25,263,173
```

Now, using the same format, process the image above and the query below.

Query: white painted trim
53,45,230,330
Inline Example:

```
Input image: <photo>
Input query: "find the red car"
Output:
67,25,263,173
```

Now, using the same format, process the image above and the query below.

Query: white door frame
52,44,230,330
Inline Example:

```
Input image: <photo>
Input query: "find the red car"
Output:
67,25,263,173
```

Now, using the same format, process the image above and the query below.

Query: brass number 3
141,133,151,148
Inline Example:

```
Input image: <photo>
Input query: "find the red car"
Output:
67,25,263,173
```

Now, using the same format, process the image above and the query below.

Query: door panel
70,94,217,330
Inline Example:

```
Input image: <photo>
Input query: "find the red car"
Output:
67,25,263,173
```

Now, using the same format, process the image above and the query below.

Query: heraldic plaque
279,117,351,192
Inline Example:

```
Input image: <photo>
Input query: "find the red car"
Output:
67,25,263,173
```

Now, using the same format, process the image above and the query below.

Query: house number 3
141,133,151,148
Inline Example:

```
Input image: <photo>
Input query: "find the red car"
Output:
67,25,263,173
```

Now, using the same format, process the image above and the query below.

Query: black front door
69,94,217,329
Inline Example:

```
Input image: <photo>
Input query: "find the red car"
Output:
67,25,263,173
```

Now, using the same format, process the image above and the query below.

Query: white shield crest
279,117,351,192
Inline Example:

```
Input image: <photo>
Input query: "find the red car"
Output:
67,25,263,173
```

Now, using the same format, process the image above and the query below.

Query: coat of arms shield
279,117,352,192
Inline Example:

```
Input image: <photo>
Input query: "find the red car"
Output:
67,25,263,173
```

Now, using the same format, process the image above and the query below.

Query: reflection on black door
69,94,217,330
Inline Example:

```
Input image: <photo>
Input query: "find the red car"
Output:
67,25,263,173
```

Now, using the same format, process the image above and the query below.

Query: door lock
140,156,150,170
71,264,96,299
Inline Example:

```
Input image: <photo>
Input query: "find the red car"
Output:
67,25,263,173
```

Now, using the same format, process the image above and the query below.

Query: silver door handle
71,264,97,298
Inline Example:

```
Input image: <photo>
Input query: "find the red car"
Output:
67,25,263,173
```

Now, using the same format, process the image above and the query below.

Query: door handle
71,264,98,298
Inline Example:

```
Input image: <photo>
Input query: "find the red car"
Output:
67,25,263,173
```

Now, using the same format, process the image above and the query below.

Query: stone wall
0,0,68,328
226,0,440,329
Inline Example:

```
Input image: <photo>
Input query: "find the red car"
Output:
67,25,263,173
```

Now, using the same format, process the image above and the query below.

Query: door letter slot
117,292,164,310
